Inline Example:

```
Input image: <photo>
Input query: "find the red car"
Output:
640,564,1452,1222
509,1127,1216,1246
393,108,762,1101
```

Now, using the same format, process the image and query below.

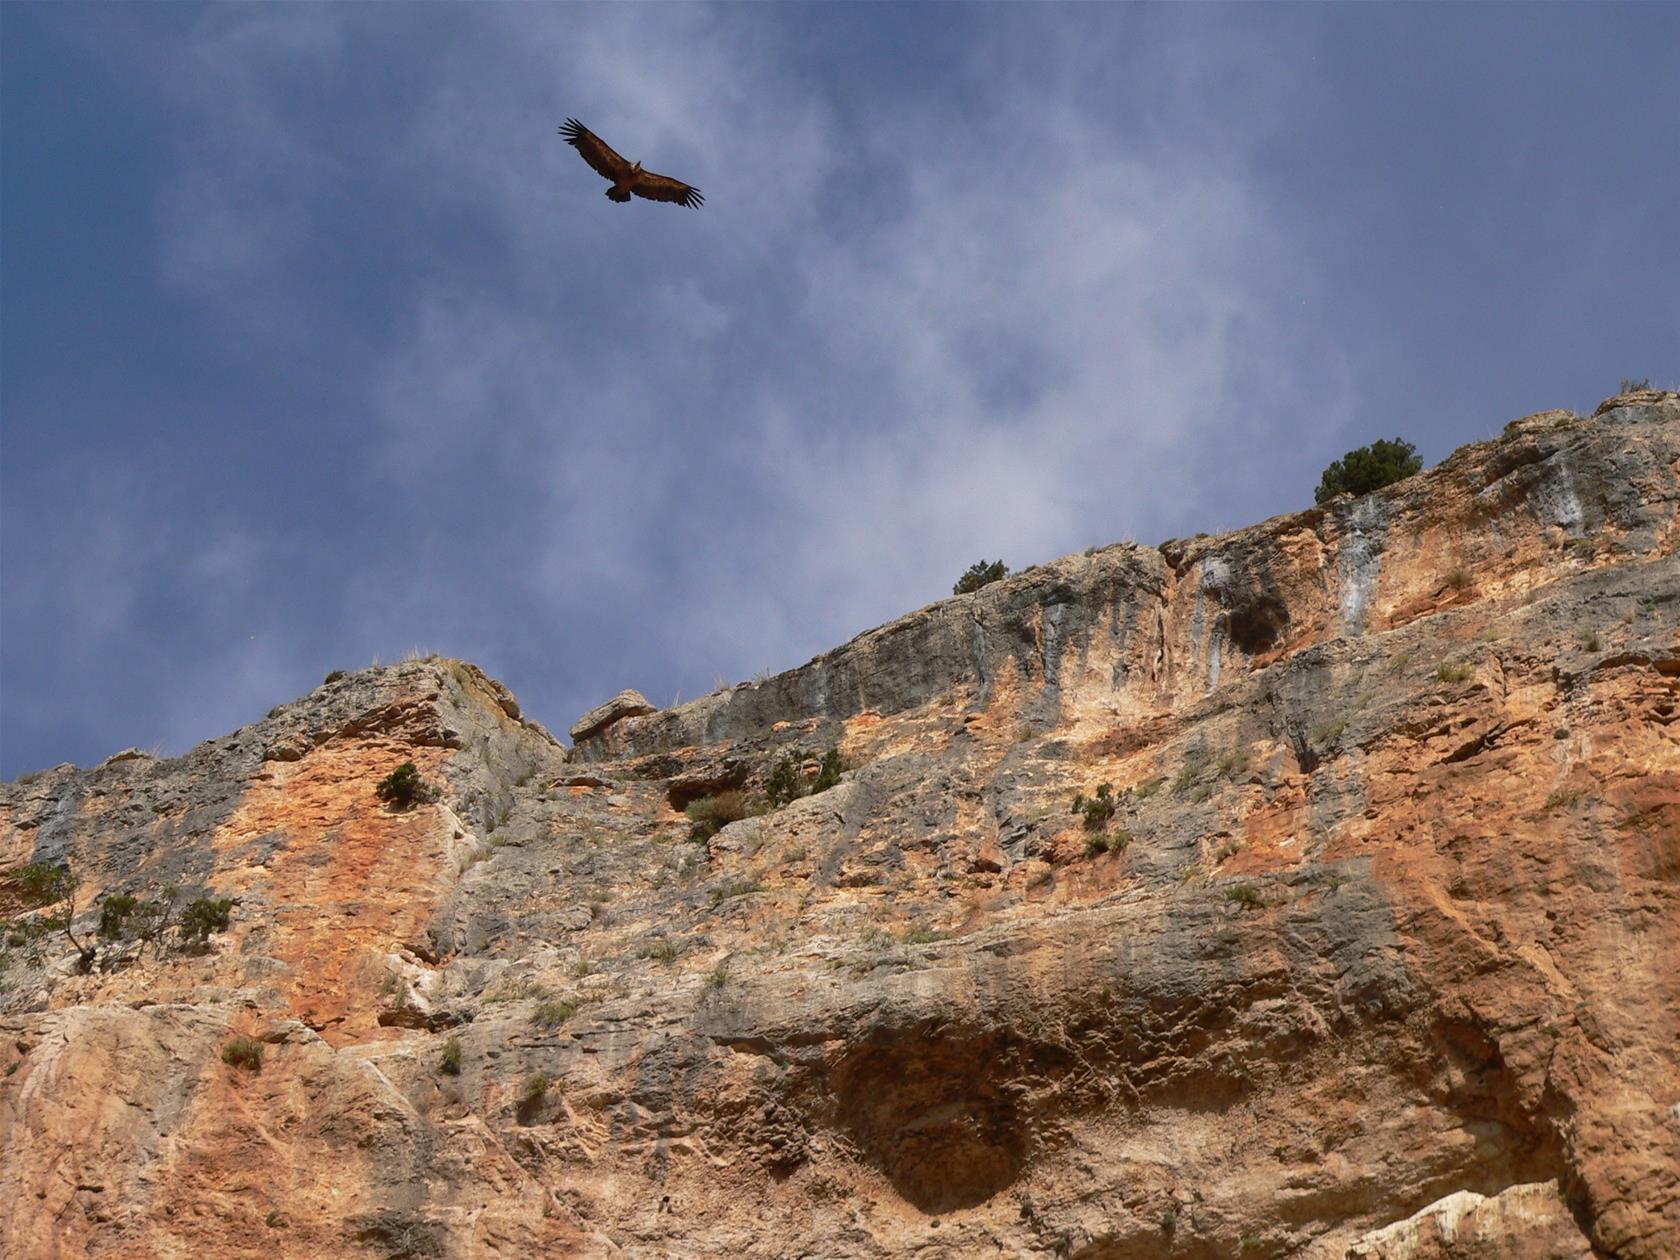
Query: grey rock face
2,393,1678,1260
575,395,1680,765
569,688,659,744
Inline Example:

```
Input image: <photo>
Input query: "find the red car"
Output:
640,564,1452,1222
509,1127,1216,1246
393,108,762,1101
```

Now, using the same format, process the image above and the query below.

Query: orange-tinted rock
2,393,1677,1258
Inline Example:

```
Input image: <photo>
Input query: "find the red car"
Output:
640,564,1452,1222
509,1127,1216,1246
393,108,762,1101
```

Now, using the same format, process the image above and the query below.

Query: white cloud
137,3,1354,720
350,6,1356,701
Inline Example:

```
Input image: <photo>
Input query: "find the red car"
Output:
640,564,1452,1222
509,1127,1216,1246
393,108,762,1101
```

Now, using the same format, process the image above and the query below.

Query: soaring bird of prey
559,118,704,209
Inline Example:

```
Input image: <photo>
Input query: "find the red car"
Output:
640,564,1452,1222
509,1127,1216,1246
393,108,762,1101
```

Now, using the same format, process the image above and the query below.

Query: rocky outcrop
1343,1181,1592,1259
569,688,658,748
2,393,1677,1259
573,393,1679,763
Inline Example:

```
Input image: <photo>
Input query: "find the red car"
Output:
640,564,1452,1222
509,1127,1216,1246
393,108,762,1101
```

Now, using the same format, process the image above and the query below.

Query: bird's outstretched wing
631,170,704,209
559,118,632,182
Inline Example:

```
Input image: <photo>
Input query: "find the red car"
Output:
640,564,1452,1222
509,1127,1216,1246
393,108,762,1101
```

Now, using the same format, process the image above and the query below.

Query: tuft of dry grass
221,1036,264,1071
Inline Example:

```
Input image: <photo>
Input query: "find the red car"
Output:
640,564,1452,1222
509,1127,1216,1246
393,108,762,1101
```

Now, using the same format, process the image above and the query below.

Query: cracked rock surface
2,392,1677,1258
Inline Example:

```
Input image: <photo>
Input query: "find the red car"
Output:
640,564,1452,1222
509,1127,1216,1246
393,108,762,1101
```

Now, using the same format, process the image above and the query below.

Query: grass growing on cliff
1436,662,1473,684
1223,883,1265,909
1084,829,1133,858
686,791,751,842
439,1036,463,1075
1543,786,1590,812
639,938,683,964
531,999,578,1030
1171,749,1213,795
221,1036,264,1071
1310,719,1346,749
900,924,949,945
517,1073,550,1116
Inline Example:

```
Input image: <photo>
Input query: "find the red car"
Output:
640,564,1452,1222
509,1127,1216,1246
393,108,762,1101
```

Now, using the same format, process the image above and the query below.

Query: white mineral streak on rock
1339,496,1386,633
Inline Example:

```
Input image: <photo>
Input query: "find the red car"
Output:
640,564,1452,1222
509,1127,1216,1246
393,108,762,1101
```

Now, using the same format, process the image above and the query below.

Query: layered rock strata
2,390,1676,1258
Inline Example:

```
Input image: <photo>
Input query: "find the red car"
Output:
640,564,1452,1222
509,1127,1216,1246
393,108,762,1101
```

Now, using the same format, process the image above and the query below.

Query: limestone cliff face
2,391,1676,1260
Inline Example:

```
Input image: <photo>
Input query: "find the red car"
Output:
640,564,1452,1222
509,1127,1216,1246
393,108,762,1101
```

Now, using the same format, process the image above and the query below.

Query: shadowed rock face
2,393,1677,1259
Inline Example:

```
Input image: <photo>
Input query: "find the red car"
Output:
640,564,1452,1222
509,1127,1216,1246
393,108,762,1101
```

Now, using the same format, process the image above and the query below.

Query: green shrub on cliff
763,748,845,810
1084,828,1132,858
764,756,804,808
953,560,1008,595
11,863,71,906
98,894,144,939
1314,438,1422,504
1070,784,1118,831
179,897,233,945
811,749,844,793
375,762,439,810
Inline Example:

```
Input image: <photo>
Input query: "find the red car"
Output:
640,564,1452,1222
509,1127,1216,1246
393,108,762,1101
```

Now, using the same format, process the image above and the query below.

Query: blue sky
2,2,1676,778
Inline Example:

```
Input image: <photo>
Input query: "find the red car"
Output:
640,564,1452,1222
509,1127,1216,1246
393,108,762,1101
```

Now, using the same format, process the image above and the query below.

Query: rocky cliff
3,390,1677,1259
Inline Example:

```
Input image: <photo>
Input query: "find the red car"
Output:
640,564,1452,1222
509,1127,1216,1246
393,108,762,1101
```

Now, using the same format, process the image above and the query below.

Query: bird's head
631,161,643,173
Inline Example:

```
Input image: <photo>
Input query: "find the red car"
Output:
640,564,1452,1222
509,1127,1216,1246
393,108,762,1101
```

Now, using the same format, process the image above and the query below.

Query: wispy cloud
5,4,1364,770
346,7,1352,699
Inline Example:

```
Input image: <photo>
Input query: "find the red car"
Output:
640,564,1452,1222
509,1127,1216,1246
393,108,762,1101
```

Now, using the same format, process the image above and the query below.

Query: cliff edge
2,390,1676,1258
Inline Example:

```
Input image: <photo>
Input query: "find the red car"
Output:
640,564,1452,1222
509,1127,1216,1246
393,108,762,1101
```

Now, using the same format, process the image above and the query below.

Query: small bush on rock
901,924,949,945
1070,784,1118,831
811,749,844,793
953,560,1008,595
179,897,233,945
98,894,142,939
515,1073,552,1123
375,762,439,810
1314,438,1422,504
1084,828,1133,858
764,756,804,808
686,791,750,842
764,748,845,810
